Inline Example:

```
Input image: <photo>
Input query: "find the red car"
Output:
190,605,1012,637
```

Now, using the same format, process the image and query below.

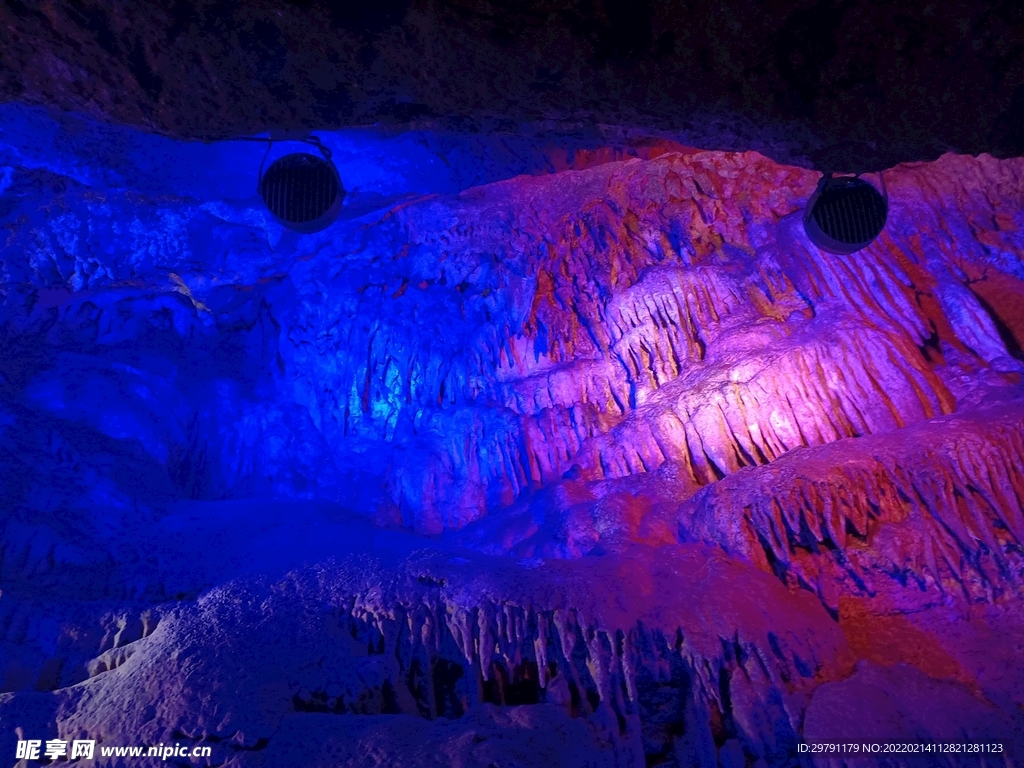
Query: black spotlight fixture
803,173,888,254
257,133,344,234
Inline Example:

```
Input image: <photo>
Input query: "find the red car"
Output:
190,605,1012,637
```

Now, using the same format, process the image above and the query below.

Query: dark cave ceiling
2,0,1023,173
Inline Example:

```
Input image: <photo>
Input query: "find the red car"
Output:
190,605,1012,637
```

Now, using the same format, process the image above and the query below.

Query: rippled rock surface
0,105,1022,767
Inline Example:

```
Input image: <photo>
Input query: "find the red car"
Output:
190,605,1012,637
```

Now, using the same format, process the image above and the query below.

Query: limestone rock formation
0,104,1022,766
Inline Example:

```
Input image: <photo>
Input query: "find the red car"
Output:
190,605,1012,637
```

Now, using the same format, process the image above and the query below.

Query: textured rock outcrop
7,146,1022,535
1,106,1023,767
681,401,1024,611
3,0,1024,172
0,545,851,767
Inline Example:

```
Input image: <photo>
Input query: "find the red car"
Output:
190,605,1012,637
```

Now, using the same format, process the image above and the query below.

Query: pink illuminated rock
1,129,1023,767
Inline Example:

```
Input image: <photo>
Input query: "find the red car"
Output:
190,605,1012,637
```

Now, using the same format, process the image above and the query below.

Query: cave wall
0,101,1023,767
3,102,1022,535
3,0,1024,172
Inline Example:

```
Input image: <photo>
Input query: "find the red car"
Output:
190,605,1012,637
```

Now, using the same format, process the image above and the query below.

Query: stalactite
682,403,1024,608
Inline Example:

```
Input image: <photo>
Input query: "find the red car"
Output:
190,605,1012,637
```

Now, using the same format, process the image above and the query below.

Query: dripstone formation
1,104,1022,766
0,2,1023,765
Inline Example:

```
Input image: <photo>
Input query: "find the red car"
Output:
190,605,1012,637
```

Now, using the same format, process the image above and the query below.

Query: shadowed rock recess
3,0,1024,173
0,100,1023,768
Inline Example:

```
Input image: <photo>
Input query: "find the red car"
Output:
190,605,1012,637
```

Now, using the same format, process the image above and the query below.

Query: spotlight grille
806,176,887,253
258,153,342,231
